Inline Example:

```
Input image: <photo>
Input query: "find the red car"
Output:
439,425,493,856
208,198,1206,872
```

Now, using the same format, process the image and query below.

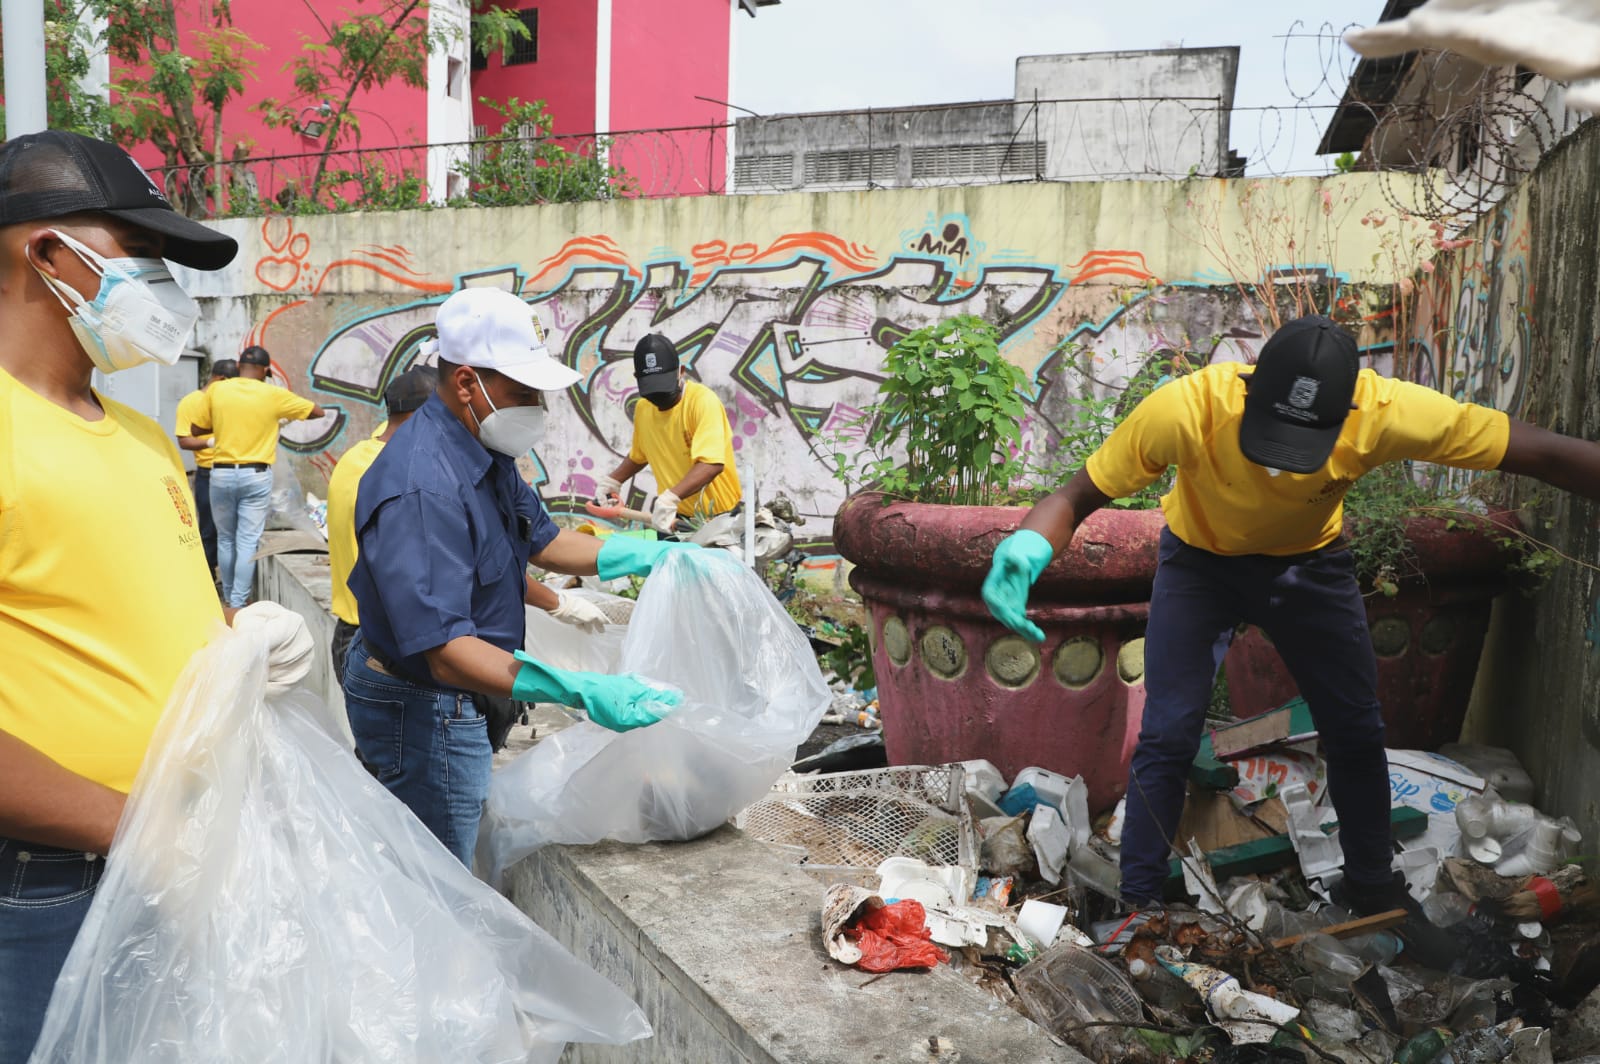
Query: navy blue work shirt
348,393,558,687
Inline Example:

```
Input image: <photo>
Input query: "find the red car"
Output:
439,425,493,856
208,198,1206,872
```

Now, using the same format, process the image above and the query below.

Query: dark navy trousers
1118,527,1393,904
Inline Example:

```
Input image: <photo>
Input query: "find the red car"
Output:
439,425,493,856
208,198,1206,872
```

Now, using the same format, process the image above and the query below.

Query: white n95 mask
33,229,200,374
470,371,548,457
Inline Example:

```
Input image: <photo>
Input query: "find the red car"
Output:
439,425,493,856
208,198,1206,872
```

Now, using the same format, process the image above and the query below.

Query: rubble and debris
764,735,1600,1062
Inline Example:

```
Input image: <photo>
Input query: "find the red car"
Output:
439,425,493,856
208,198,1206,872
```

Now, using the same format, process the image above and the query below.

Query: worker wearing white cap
343,287,696,863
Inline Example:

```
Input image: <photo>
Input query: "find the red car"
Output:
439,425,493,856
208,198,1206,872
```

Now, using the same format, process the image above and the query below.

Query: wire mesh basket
735,764,980,885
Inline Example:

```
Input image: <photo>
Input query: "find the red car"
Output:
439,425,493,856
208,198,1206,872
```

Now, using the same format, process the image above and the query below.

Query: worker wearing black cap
0,129,312,1064
595,333,743,535
984,314,1600,968
176,357,240,576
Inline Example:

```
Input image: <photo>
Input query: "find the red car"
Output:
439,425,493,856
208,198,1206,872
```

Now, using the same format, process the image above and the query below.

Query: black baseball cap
210,358,239,379
384,365,438,415
0,130,238,271
633,334,681,396
239,345,272,367
1238,316,1360,474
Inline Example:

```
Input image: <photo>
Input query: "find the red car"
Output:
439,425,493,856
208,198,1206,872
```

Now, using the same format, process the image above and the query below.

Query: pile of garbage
737,702,1600,1063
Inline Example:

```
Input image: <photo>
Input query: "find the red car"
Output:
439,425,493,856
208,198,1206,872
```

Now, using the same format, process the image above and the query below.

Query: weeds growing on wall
450,98,635,208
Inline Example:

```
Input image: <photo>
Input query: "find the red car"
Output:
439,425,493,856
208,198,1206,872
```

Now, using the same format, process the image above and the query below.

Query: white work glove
550,589,608,634
651,490,681,534
204,436,216,449
594,473,621,506
232,601,315,695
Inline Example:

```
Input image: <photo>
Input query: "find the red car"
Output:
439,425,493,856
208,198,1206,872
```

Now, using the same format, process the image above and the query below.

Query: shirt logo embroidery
163,475,195,527
1287,376,1320,409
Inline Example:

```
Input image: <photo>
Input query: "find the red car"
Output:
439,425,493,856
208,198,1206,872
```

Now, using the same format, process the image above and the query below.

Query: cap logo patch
124,150,170,205
1287,376,1319,409
644,352,658,371
529,312,545,344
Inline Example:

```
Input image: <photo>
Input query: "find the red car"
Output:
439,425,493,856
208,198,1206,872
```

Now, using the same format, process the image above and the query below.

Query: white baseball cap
430,287,579,391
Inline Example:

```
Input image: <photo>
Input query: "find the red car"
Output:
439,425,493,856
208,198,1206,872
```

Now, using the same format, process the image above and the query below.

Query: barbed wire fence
150,20,1585,224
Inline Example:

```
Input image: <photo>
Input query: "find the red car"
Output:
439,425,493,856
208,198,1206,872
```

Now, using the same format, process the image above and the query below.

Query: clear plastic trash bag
479,548,831,885
28,624,651,1064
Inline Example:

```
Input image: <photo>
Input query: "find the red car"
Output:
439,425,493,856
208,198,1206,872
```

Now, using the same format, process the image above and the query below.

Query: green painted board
1163,805,1428,894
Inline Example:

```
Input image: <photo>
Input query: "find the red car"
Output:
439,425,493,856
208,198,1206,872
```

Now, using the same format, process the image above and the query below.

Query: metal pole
3,0,49,135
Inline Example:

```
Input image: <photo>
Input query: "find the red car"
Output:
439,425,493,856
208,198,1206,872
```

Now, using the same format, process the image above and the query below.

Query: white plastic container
1439,743,1535,805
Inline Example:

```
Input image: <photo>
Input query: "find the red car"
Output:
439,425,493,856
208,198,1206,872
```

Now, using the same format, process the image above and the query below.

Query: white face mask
33,229,200,374
470,371,547,457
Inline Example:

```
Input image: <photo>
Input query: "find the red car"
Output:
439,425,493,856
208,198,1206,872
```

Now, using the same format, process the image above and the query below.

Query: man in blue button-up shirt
344,287,692,863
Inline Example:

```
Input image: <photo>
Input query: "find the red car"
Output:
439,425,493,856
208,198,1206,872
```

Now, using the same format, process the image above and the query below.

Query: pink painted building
116,0,777,201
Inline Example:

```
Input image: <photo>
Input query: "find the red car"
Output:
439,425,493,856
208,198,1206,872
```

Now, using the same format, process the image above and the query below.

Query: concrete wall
176,173,1433,547
1447,119,1600,838
1016,47,1240,180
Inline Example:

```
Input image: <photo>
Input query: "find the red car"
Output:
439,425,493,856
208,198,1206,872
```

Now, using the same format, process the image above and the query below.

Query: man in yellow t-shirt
326,366,436,683
193,344,326,608
0,129,311,1063
983,315,1600,967
595,334,742,535
174,357,238,575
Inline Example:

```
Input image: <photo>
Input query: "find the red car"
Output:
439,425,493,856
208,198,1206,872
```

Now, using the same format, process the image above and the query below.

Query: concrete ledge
506,828,1087,1064
258,548,1084,1063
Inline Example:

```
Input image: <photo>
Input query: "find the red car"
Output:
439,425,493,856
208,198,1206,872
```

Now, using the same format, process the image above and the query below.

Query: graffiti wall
178,175,1433,542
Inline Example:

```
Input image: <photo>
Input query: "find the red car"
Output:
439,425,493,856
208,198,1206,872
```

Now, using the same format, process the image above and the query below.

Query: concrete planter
833,492,1165,814
1224,511,1522,750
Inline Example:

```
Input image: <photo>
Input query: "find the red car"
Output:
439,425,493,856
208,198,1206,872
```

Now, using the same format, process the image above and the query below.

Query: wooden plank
1210,698,1318,759
1270,909,1407,950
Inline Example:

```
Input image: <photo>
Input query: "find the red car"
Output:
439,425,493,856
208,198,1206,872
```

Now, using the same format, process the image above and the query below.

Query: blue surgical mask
33,229,199,374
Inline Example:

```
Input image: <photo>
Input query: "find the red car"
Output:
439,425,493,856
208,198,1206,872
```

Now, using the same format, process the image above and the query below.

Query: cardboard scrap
1211,698,1318,760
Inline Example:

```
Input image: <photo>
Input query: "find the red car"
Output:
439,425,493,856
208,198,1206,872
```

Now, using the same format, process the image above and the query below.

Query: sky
733,0,1381,176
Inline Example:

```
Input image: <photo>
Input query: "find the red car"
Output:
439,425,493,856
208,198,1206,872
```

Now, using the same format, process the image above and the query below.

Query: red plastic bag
846,900,950,973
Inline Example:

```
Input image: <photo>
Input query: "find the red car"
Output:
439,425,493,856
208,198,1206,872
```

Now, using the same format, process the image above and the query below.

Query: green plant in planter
831,315,1030,505
1344,464,1559,597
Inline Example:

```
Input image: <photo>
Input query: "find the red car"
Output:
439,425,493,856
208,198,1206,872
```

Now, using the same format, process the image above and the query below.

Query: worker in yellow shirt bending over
193,344,326,607
985,314,1600,971
595,334,742,536
173,357,238,577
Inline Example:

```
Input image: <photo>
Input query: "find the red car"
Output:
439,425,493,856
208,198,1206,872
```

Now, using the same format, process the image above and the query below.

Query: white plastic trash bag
29,624,651,1064
480,548,830,885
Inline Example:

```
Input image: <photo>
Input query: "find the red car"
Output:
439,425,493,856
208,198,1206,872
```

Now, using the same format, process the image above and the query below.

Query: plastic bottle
1127,957,1192,1010
1297,934,1364,1005
1421,891,1474,928
1395,1027,1452,1064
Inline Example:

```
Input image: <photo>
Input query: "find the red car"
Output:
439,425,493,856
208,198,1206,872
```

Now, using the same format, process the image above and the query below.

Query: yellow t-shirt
628,381,742,517
0,367,224,792
174,387,216,468
195,377,316,464
1083,363,1511,556
326,436,386,625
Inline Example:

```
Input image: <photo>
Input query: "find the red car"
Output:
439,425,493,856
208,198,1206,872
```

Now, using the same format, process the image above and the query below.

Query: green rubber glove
511,651,681,732
981,529,1056,644
595,535,701,581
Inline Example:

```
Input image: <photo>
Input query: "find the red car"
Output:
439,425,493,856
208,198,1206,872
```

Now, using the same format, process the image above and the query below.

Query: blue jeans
210,466,273,608
1119,528,1391,904
342,633,491,864
193,467,217,573
0,839,104,1064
